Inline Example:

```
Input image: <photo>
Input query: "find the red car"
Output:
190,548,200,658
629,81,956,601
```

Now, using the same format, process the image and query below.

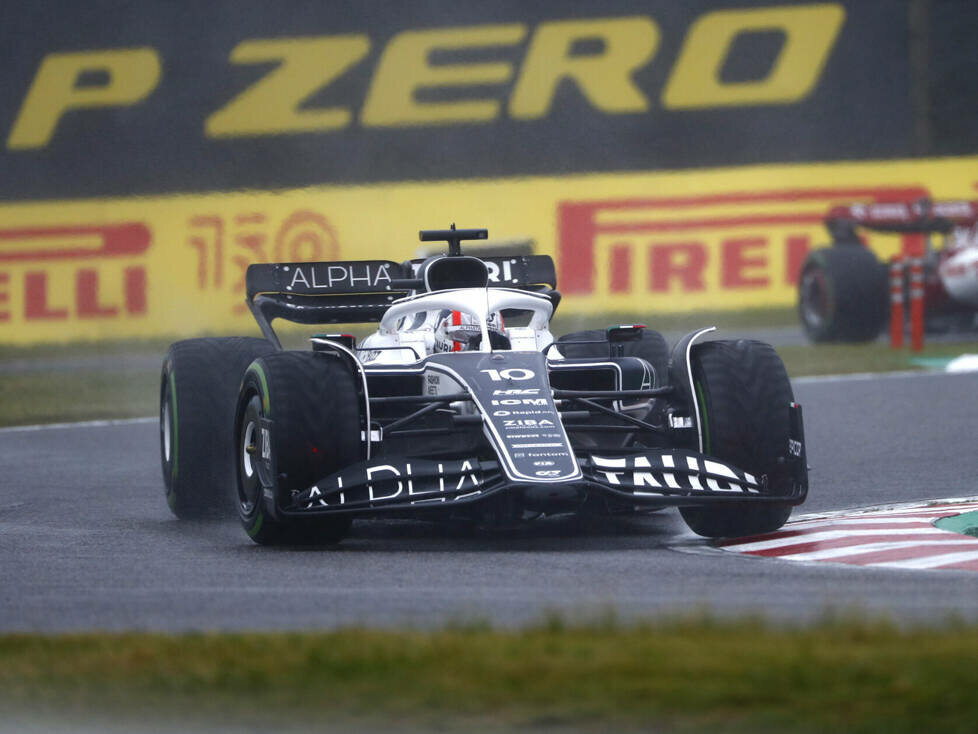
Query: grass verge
774,340,976,377
3,616,977,733
0,370,157,426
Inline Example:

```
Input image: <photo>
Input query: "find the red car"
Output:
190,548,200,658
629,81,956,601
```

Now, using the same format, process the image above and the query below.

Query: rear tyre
557,328,670,387
235,351,359,545
679,339,795,538
798,246,888,342
160,337,275,519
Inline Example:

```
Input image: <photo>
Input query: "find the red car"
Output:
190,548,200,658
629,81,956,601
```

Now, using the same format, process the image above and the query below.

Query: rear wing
826,199,978,241
245,254,557,347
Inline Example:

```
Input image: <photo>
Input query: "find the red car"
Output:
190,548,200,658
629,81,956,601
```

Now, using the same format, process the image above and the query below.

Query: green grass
776,341,976,376
3,616,977,733
0,370,158,426
0,336,178,361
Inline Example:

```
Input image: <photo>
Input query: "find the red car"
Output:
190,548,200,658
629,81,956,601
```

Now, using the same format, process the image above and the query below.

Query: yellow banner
0,155,975,343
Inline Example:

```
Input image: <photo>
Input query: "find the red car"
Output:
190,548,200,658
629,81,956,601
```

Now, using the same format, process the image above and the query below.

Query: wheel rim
161,398,172,464
800,268,829,329
242,420,256,480
237,395,263,514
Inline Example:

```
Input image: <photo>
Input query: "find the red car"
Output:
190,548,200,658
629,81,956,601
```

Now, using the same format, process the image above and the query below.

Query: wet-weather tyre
798,246,888,342
679,339,795,538
160,337,276,519
557,328,670,387
235,351,360,545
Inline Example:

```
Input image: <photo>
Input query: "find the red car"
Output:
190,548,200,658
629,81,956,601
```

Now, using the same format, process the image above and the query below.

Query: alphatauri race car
160,227,807,544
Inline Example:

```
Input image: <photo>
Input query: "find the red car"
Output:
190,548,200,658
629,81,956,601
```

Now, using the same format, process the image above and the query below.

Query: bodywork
244,234,807,523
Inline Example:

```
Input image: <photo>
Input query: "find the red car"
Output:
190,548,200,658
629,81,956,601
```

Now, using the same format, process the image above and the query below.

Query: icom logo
535,469,562,477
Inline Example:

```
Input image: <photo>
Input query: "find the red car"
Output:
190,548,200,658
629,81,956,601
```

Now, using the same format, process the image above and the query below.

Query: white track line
786,498,978,522
780,539,978,562
0,417,156,434
791,369,931,385
781,516,951,530
723,527,957,553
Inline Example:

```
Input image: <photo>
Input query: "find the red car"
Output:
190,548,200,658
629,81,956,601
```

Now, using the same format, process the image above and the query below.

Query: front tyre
679,339,795,538
235,351,360,545
160,337,275,519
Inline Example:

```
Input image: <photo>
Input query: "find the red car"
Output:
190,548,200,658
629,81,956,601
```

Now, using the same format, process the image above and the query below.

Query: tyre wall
0,1,975,342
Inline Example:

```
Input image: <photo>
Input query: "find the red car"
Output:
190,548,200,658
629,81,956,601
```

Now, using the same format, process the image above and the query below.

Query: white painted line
787,497,978,523
874,550,978,570
946,354,978,373
791,369,940,385
844,505,978,516
0,417,156,434
781,539,978,562
782,516,947,530
723,527,954,553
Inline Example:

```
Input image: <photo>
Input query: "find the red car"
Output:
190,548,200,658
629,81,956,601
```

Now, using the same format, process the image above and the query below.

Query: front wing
283,448,806,516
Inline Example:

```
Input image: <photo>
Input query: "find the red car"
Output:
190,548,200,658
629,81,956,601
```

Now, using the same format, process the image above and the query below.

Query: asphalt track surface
2,369,977,632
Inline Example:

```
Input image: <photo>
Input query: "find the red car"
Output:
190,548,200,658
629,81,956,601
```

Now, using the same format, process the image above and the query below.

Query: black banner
0,0,975,200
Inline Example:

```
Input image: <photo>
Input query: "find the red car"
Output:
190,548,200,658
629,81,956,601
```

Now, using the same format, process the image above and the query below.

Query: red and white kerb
715,498,978,571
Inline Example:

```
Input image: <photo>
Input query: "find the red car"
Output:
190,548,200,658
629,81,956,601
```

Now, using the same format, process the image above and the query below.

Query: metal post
909,257,925,351
889,256,904,349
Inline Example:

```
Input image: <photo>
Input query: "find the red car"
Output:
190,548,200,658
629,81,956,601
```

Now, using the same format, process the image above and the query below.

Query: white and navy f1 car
160,227,807,544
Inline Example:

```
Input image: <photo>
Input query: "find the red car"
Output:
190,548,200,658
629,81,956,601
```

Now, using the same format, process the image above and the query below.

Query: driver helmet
433,309,505,352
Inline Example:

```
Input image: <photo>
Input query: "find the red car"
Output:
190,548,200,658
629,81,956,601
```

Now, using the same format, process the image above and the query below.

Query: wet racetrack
2,370,977,631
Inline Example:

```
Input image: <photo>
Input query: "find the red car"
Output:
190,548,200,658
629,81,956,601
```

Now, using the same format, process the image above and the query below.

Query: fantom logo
555,185,931,311
0,222,151,324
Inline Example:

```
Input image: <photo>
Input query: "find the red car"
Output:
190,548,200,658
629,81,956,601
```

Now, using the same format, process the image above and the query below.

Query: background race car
798,199,978,342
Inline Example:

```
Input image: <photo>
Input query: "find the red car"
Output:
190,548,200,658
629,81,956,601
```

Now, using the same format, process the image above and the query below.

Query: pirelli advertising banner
0,155,975,343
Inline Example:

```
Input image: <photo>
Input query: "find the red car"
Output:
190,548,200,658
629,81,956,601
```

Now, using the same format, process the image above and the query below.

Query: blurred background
0,0,975,344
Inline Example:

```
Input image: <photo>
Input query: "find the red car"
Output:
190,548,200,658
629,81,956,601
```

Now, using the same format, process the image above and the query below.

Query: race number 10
481,368,535,381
